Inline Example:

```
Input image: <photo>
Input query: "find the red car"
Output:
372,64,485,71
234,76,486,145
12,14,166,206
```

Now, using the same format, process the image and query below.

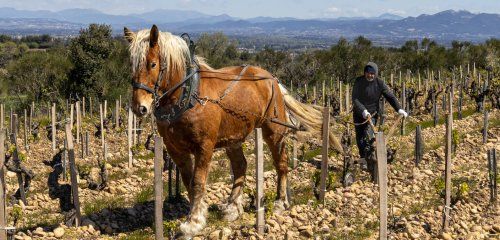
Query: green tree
68,24,113,100
0,42,28,67
3,47,71,107
196,32,239,68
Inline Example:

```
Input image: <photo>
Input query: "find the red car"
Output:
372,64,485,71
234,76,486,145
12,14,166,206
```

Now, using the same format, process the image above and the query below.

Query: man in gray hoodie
352,62,407,179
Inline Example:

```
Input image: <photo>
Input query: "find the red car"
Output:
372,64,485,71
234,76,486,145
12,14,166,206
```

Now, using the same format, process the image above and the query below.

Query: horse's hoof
222,195,244,222
273,199,289,214
179,218,206,239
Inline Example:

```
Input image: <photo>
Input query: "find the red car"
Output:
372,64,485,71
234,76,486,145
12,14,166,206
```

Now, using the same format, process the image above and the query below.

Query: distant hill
0,8,498,45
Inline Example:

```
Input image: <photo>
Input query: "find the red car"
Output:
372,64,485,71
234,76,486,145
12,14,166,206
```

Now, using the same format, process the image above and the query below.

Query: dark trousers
354,118,377,159
355,117,378,180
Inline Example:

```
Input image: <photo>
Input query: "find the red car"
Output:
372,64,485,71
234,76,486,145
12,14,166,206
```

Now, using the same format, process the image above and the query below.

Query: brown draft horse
124,25,341,238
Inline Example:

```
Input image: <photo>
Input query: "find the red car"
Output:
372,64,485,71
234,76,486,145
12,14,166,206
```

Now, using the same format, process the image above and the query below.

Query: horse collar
153,64,200,124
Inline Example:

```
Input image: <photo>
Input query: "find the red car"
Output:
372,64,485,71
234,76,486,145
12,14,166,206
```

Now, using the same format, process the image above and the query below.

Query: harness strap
218,65,250,102
155,70,198,105
132,81,155,94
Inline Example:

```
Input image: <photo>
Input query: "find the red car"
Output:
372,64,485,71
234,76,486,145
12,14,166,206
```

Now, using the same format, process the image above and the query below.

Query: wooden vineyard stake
399,71,402,86
63,139,67,181
89,97,93,118
458,77,464,120
345,84,350,111
433,94,438,127
104,100,108,119
132,114,136,145
401,81,406,136
70,104,74,131
329,77,333,95
313,86,317,103
0,129,7,240
65,123,81,226
443,91,453,231
100,104,105,149
82,97,86,118
483,111,489,144
85,132,89,157
442,93,447,113
487,149,497,202
415,125,423,167
390,72,394,87
319,107,330,203
154,136,164,240
339,82,343,113
376,132,388,240
76,101,81,144
322,80,326,106
30,102,34,135
52,104,56,151
24,109,28,152
136,116,141,145
128,108,133,168
115,100,119,129
254,128,265,235
80,133,84,159
425,69,429,94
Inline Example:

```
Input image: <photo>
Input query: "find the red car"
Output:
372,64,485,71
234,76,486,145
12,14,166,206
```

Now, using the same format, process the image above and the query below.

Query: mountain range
0,7,498,45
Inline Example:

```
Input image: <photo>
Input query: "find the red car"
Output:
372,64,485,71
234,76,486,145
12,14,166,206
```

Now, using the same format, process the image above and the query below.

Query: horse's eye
151,62,157,69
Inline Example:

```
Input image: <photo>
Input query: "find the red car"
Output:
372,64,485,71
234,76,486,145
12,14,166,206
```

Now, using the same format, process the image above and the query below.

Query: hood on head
364,62,378,76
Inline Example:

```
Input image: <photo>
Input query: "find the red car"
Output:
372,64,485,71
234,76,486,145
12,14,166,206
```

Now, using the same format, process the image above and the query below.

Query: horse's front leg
179,141,214,238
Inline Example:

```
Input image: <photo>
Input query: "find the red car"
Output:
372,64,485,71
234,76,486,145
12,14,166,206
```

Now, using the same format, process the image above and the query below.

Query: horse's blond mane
128,29,213,76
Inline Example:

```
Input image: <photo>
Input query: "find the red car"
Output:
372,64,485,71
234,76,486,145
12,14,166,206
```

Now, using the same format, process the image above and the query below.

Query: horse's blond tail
279,84,343,153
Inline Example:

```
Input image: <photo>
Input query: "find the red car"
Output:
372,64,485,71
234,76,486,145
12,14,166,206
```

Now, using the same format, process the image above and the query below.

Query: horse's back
204,65,274,81
195,64,283,146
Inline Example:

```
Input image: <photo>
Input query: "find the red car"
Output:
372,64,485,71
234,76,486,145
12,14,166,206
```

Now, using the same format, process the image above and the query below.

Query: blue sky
0,0,499,18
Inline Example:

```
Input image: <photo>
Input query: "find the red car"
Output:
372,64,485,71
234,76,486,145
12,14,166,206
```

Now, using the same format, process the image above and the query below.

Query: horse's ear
149,25,159,47
123,27,135,43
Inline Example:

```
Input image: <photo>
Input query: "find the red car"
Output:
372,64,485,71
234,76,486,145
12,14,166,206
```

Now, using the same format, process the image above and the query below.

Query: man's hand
398,109,408,118
362,109,371,119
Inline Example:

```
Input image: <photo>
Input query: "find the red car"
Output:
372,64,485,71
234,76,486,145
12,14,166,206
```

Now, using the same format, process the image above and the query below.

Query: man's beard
366,76,375,81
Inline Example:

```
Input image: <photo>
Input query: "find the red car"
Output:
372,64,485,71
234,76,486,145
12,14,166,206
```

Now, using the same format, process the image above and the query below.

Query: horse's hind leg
263,126,290,213
222,144,247,221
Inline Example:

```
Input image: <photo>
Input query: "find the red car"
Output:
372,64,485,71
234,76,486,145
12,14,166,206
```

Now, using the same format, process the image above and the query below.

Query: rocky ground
2,102,499,240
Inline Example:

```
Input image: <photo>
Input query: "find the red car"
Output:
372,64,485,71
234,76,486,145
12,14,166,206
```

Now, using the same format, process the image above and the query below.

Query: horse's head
124,25,162,117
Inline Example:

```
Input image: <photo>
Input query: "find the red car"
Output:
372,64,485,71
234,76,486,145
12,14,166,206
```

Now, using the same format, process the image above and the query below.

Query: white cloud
327,6,340,13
